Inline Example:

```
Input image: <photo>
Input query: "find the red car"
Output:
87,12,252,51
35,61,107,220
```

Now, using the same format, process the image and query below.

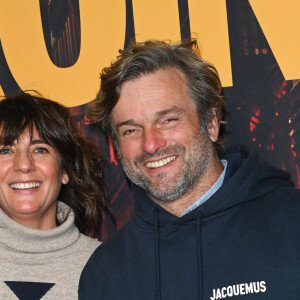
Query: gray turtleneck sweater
0,201,100,299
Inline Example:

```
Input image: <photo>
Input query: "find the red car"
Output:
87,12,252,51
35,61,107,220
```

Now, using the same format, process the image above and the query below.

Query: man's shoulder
270,185,300,202
86,219,139,263
240,185,300,225
274,185,300,212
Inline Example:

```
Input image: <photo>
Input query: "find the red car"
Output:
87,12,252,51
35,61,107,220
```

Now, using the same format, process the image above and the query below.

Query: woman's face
0,127,69,229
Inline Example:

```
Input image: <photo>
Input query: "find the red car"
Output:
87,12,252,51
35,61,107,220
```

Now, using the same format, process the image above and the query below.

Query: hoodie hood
78,144,300,300
133,145,291,227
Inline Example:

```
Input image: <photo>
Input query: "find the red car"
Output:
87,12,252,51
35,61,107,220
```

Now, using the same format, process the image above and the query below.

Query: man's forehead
119,67,187,94
110,67,196,129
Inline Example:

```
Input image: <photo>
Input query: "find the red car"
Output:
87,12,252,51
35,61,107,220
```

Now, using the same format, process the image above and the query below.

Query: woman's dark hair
0,91,112,234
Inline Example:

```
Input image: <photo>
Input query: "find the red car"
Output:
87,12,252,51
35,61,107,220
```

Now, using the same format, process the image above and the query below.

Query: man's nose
142,127,167,153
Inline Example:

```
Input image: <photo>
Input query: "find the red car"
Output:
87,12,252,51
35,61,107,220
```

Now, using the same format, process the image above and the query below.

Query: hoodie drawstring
153,206,203,300
197,209,204,300
154,206,161,300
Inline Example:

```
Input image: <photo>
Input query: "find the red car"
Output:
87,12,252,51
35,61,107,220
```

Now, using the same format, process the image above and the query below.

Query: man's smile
145,155,177,169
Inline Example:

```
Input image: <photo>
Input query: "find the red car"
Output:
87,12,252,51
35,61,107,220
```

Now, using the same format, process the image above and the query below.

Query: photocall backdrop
0,0,299,240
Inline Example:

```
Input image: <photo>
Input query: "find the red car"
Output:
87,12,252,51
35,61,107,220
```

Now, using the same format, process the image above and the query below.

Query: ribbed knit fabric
0,201,100,299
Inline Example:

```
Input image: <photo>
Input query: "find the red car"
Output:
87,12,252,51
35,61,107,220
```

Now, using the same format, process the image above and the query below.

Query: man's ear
207,109,220,142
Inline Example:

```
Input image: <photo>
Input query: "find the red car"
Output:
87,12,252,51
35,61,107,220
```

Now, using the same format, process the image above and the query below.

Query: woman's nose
13,151,35,173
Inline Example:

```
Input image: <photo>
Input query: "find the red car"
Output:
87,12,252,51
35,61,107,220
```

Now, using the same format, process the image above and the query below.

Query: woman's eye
0,147,11,155
35,147,49,154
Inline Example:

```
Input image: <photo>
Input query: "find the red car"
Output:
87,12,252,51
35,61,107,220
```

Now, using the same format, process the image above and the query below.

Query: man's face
111,67,219,203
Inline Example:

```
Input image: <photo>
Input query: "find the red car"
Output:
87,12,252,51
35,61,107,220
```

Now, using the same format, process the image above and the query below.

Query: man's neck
151,158,224,217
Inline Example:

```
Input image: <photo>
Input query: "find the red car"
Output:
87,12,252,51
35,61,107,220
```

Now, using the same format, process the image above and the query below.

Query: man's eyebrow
155,106,185,118
115,120,140,130
115,106,185,130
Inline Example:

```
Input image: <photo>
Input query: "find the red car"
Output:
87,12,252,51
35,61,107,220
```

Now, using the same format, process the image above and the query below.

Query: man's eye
0,147,11,155
165,118,176,122
123,129,135,136
163,117,178,124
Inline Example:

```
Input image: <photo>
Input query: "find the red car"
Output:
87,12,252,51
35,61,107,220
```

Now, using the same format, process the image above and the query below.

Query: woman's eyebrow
30,139,47,145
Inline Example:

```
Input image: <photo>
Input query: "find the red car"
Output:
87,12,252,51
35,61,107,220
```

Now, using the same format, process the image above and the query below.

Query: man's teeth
146,156,177,169
10,182,40,189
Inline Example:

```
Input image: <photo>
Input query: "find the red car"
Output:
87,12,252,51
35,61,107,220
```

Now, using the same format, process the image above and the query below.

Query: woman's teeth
10,182,40,189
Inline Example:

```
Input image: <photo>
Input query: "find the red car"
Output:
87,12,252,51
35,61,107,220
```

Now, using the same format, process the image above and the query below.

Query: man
79,40,300,299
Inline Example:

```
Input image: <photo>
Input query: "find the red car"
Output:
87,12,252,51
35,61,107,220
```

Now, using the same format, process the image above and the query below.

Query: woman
0,92,111,299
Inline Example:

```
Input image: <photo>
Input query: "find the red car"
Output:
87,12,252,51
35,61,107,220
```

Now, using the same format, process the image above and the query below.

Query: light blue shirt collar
181,159,227,216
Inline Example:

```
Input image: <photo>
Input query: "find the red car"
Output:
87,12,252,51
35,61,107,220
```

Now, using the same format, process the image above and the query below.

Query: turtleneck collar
0,201,79,253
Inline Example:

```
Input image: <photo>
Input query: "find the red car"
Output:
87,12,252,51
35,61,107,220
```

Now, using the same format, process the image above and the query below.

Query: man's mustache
133,145,185,165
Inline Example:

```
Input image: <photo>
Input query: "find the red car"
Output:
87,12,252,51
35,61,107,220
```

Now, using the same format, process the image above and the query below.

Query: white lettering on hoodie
210,281,266,299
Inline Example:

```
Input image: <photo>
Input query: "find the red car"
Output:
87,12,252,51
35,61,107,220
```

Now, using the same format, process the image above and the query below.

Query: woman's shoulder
78,233,101,253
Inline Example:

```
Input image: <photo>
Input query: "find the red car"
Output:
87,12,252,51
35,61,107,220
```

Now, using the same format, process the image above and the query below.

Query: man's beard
120,131,215,203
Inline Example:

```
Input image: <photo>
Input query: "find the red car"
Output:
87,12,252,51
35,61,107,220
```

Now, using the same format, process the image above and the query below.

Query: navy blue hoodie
79,146,300,299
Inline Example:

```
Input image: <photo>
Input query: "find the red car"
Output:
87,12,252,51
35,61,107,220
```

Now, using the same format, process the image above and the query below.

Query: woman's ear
62,171,69,185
